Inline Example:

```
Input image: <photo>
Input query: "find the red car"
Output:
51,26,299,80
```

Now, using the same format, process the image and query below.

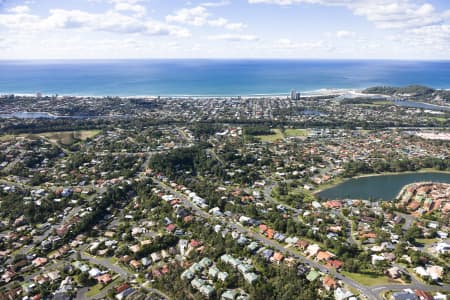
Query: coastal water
317,172,450,201
1,60,450,96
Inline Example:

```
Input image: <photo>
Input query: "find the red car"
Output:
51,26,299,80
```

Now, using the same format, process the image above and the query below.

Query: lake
317,172,450,201
393,100,450,112
0,112,128,119
0,112,60,119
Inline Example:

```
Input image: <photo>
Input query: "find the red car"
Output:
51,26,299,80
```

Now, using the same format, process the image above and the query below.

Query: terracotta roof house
326,259,343,270
130,260,142,270
166,224,177,232
316,251,334,261
270,252,284,264
32,257,48,267
189,240,201,248
96,274,112,285
115,283,130,294
323,275,337,291
259,224,268,233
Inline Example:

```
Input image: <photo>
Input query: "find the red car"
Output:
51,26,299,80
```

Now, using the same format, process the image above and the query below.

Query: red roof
115,283,130,294
266,229,274,239
272,252,284,261
161,265,170,274
407,201,420,211
324,201,342,209
326,259,343,269
322,275,337,289
316,251,334,261
361,232,377,239
415,290,433,300
259,224,268,233
97,274,112,284
166,224,176,232
189,240,200,247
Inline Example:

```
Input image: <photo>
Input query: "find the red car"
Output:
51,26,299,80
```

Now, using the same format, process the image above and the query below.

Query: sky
0,0,449,59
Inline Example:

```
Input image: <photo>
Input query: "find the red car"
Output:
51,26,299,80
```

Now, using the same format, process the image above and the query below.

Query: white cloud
249,0,447,30
0,8,190,37
208,17,228,26
166,5,246,30
444,10,450,19
208,34,259,41
225,22,246,30
276,38,332,50
409,24,450,43
351,2,441,29
8,5,30,14
166,6,210,26
202,0,231,7
335,30,355,38
109,0,146,3
248,0,348,5
114,3,147,16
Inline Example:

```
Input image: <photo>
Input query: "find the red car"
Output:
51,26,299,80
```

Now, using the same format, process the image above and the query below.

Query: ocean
1,59,450,97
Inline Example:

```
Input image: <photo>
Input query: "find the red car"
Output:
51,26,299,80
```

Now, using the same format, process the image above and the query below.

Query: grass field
38,130,100,145
0,130,100,145
433,117,447,122
0,135,17,141
284,128,310,137
341,271,394,286
256,129,284,142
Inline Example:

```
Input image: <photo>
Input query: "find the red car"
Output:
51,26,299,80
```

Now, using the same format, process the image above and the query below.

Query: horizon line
1,58,450,62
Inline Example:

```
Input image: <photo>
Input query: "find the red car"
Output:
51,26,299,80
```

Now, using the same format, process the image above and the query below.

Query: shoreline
314,169,450,195
2,90,449,108
0,88,362,99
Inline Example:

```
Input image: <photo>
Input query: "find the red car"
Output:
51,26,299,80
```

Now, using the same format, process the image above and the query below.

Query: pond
317,172,450,201
0,112,61,119
393,100,450,112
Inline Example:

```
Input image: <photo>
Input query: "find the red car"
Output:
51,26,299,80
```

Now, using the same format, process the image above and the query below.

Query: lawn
39,130,100,145
284,128,309,137
416,238,438,246
256,129,284,142
85,283,104,298
85,278,119,298
108,256,119,264
0,134,19,141
433,117,447,122
341,271,394,286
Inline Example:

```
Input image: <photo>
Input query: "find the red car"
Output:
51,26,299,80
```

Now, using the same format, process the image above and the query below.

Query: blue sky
0,0,449,59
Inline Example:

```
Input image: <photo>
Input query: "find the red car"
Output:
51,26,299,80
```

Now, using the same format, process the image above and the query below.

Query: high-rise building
290,90,300,100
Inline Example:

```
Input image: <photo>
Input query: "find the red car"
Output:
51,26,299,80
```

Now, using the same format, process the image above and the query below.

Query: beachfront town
1,86,449,128
0,87,449,300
